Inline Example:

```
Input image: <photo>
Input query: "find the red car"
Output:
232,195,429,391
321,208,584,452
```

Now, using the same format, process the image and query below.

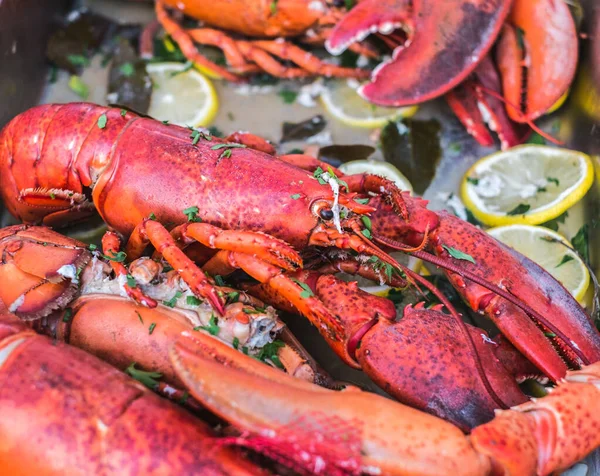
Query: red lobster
152,0,578,147
326,0,579,146
0,308,266,474
4,292,600,476
1,103,599,431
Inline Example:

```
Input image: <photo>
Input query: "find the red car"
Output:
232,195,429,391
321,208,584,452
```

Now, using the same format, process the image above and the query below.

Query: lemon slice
488,224,589,303
339,160,413,194
146,62,219,127
320,79,418,128
461,145,593,227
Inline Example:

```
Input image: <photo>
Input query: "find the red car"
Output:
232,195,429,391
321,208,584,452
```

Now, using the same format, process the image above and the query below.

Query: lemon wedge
461,145,593,227
320,79,418,128
146,62,219,127
339,160,413,194
488,224,589,303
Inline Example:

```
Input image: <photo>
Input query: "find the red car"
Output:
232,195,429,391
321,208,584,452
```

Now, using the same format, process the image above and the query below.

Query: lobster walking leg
155,0,240,81
157,0,368,80
102,231,158,308
123,220,226,313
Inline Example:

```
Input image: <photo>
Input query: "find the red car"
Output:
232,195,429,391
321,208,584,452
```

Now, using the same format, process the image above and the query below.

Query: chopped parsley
186,295,203,306
126,362,162,389
148,322,156,335
278,89,298,104
103,250,127,262
196,315,219,335
507,203,530,216
68,75,89,99
442,245,476,264
556,255,574,268
97,113,108,129
119,62,135,77
163,291,182,308
291,278,314,299
183,205,201,222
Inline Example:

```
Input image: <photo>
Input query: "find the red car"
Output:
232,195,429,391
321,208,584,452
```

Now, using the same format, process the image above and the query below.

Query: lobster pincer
368,193,600,383
168,328,600,476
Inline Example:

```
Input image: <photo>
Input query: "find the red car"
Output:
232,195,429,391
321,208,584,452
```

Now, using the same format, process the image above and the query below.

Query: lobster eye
319,208,334,221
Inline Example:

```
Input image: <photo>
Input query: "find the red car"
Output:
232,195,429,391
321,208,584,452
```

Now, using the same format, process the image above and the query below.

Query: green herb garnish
507,203,530,216
163,291,182,308
97,113,108,129
442,245,476,264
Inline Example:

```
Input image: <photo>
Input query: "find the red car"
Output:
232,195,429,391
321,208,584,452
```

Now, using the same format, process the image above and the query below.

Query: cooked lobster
4,290,600,476
152,0,578,147
1,103,599,432
0,308,265,474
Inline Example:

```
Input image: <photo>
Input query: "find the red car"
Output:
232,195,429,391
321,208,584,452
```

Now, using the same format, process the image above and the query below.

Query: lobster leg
203,251,351,361
162,222,302,271
250,40,369,79
446,56,527,149
102,231,158,308
155,0,241,81
124,220,226,314
18,188,95,227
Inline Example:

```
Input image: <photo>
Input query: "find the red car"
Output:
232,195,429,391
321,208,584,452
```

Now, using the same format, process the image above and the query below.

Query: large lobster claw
357,303,528,431
170,330,493,476
0,225,90,319
496,0,578,123
471,361,600,475
326,0,512,106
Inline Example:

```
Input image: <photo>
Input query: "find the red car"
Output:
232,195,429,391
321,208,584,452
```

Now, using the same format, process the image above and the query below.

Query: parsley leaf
186,295,203,306
163,291,182,308
103,250,127,262
507,203,530,216
556,255,575,268
126,363,162,389
442,245,476,264
291,278,314,298
278,89,298,104
97,113,108,129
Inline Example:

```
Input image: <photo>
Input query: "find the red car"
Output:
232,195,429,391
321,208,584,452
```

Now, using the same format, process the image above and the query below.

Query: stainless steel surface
0,0,70,127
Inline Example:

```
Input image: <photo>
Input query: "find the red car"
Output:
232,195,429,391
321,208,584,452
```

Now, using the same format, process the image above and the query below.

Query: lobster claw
170,330,493,476
471,361,600,476
356,303,528,431
326,0,512,106
0,225,91,319
496,0,578,122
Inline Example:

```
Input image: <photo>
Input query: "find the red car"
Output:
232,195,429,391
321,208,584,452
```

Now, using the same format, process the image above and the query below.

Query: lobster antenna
395,246,590,366
477,85,564,145
401,266,510,411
